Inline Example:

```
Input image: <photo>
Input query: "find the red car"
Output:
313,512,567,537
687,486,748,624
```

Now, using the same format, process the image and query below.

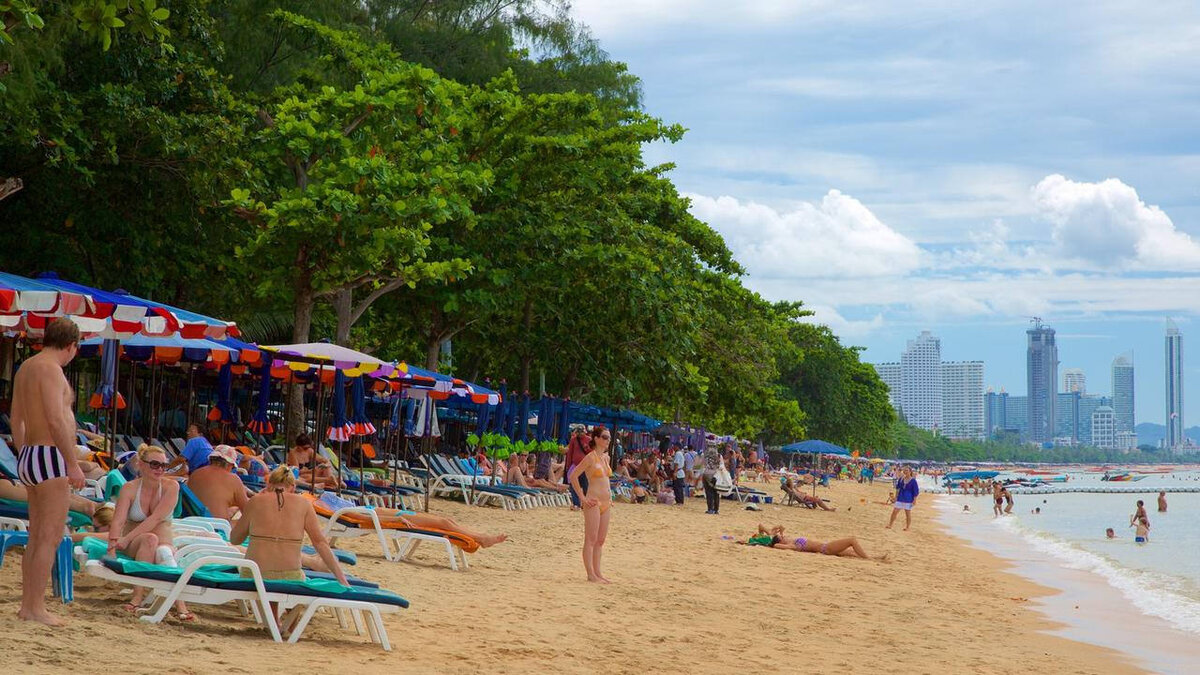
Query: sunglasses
144,460,170,470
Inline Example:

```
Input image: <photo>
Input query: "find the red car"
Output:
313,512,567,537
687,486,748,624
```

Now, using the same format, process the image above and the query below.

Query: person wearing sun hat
186,444,250,520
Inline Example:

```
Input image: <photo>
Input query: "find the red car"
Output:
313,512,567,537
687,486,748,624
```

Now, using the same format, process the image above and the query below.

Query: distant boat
1103,473,1147,482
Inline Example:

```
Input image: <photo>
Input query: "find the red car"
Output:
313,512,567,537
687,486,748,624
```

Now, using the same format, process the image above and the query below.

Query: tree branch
0,177,23,203
349,276,407,326
342,106,373,137
256,109,276,128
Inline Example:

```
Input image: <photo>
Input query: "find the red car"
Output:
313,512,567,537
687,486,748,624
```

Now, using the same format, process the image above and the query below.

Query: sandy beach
0,478,1144,674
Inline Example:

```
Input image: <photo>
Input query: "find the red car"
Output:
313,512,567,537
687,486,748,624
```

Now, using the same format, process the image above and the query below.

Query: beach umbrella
518,392,531,442
557,398,572,445
349,375,375,436
247,360,275,435
327,370,353,442
207,362,235,425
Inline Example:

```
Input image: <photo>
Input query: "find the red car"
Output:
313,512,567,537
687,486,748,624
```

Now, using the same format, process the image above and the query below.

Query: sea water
932,470,1200,674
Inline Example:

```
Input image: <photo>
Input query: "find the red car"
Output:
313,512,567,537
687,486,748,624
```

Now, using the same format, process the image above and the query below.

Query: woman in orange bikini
569,426,612,583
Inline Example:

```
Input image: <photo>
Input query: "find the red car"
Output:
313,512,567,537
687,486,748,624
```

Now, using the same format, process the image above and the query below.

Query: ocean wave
991,516,1200,634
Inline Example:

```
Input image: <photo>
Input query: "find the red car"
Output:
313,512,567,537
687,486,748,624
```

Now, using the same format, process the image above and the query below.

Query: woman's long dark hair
588,425,609,450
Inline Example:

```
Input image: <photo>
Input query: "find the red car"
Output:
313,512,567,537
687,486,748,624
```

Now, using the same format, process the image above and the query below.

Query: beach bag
656,490,673,504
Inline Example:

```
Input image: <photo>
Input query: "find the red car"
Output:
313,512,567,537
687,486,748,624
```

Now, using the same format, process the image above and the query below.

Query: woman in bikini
107,445,192,620
569,425,613,583
737,524,887,561
230,465,349,585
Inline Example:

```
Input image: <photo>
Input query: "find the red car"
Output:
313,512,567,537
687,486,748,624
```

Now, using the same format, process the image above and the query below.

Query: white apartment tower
900,331,943,431
873,363,902,410
942,361,985,440
1091,405,1116,449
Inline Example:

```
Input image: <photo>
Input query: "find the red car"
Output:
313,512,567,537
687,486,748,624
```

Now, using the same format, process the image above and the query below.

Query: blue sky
572,0,1200,427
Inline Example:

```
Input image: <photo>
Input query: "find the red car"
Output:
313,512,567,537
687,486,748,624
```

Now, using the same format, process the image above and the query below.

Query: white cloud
1031,174,1200,270
797,304,884,340
687,191,922,279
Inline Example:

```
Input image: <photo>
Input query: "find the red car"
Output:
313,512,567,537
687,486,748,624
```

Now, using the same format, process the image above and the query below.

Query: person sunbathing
781,477,836,511
107,444,193,620
737,524,887,561
514,455,568,493
0,476,98,517
317,493,509,549
230,466,349,584
614,457,633,481
286,433,341,489
69,503,114,542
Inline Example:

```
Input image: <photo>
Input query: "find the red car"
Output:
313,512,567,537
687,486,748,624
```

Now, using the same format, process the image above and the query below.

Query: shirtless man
186,445,249,520
1158,491,1168,513
10,318,84,625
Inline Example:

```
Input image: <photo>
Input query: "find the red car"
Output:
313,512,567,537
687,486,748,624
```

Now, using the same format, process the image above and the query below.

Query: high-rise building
1062,368,1086,393
984,390,1008,435
1112,355,1135,434
942,361,985,439
900,331,942,431
1091,405,1116,449
1004,395,1029,438
873,363,902,410
1027,320,1058,444
1166,320,1184,449
1055,391,1080,442
1078,394,1111,446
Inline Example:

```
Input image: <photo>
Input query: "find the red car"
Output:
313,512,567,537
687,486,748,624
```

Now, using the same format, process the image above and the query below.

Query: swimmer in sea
1133,516,1150,544
1158,491,1167,513
1105,528,1115,539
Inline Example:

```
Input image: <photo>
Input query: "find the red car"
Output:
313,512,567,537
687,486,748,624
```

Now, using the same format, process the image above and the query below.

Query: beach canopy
80,334,239,364
261,341,402,378
327,370,353,442
780,440,851,456
0,270,94,315
31,273,180,337
112,290,240,340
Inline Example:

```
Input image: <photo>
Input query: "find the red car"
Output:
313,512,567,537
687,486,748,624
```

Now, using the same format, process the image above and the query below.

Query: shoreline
936,491,1200,674
0,479,1146,673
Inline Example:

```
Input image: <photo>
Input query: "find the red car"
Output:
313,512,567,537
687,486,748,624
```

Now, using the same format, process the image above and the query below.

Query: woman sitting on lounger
231,465,350,584
737,524,887,561
108,444,193,619
781,477,837,511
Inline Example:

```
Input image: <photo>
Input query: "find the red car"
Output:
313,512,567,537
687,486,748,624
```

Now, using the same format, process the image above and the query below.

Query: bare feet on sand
18,608,66,627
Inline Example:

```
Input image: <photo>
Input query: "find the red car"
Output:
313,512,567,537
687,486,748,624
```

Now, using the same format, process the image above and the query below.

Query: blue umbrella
492,383,508,434
349,375,376,436
88,339,123,410
518,392,531,442
779,439,850,456
207,362,235,424
557,398,572,445
327,370,352,442
247,360,274,435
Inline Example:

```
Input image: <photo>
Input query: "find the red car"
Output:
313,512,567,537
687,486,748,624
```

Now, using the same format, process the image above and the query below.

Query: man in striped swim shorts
10,318,84,626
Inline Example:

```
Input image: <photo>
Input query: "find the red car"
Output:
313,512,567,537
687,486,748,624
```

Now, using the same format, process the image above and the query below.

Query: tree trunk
332,288,352,346
424,306,442,371
561,362,579,398
285,261,315,445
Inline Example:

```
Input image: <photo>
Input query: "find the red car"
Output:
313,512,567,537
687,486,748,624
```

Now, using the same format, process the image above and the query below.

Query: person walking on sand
10,318,85,626
886,467,919,531
569,426,613,583
992,481,1004,517
1158,491,1168,513
701,443,721,515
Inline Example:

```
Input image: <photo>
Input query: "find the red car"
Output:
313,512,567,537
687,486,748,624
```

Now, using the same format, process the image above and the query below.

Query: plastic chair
0,532,73,602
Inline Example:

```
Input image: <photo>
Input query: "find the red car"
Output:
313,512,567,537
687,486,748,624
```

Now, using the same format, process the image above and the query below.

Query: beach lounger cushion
102,558,408,607
307,496,480,553
0,498,93,529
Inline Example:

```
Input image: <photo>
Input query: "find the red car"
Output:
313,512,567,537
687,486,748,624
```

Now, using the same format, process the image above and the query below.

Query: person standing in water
10,318,85,626
1131,500,1149,528
569,426,613,583
1158,491,1168,513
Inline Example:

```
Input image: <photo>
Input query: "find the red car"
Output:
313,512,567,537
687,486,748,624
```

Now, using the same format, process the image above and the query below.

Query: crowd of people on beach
2,317,906,631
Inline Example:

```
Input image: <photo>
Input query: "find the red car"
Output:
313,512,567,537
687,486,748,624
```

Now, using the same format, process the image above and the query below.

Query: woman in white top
108,444,191,620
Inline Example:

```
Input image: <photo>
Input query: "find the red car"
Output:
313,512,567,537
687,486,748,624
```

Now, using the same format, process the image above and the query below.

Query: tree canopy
0,0,894,448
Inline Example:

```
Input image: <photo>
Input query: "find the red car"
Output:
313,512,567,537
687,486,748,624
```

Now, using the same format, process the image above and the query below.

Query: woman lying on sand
736,524,888,561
